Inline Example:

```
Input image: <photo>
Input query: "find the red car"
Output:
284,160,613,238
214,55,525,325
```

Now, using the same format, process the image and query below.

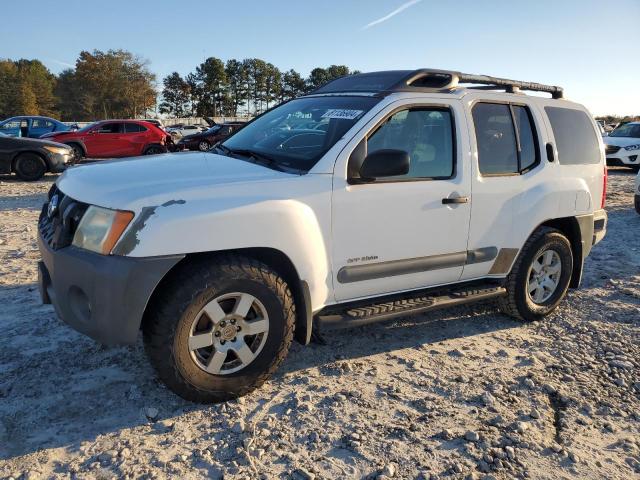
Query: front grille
605,145,621,155
39,185,88,250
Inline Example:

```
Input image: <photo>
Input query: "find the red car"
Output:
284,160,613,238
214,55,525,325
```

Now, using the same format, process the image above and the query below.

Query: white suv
604,121,640,171
37,69,608,402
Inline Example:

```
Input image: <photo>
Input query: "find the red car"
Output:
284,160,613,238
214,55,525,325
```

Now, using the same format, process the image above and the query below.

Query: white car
167,124,206,139
37,69,607,403
604,122,640,171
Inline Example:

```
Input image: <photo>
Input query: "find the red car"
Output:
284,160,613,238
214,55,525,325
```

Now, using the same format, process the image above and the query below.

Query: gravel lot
0,169,638,480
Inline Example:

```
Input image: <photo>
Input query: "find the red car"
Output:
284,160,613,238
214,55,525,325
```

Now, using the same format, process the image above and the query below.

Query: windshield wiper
226,148,291,173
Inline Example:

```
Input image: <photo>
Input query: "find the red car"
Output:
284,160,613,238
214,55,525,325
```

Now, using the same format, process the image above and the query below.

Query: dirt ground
0,169,638,480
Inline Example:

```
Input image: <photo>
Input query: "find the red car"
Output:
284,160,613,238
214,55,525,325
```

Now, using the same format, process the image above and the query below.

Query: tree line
0,50,357,121
0,50,156,121
159,59,357,118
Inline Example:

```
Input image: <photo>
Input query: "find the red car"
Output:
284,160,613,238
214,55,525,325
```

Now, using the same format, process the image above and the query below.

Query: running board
317,285,507,330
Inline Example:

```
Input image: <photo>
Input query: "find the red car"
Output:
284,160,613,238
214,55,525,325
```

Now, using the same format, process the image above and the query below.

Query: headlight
43,145,71,155
72,206,134,255
624,144,640,151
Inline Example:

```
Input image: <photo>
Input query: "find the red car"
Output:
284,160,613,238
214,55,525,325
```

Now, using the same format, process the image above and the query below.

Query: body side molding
337,247,498,284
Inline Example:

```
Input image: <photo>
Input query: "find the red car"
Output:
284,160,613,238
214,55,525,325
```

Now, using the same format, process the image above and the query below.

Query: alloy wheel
188,292,269,375
526,250,562,304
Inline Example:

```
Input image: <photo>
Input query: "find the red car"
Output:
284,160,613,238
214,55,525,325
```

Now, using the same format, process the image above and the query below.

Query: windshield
221,96,380,172
205,125,222,134
76,122,97,133
609,123,640,138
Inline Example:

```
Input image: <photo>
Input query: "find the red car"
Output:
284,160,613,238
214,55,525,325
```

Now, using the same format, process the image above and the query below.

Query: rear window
545,107,600,165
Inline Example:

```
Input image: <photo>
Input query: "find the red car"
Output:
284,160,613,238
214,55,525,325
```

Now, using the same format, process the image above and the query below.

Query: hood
40,131,74,140
603,136,640,147
179,133,203,141
12,136,71,149
56,151,296,210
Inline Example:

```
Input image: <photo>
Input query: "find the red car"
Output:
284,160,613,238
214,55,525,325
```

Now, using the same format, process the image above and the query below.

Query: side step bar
317,285,507,330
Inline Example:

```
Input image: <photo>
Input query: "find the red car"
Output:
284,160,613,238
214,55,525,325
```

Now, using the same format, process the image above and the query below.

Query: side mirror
359,149,410,180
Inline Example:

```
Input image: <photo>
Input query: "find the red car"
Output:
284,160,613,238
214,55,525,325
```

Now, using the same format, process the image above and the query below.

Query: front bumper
38,232,183,345
48,151,74,173
606,149,640,167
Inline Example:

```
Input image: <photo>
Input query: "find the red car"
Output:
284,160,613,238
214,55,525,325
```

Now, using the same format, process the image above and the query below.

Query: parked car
0,116,73,138
41,120,170,160
0,131,73,180
604,122,640,171
177,122,245,151
37,69,607,403
167,124,207,139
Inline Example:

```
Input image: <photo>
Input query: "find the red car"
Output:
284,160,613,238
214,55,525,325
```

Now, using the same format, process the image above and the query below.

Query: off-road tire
143,255,295,403
499,227,573,322
14,153,47,181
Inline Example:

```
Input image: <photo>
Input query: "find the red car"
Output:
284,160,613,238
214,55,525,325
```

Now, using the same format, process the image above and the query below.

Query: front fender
113,176,334,310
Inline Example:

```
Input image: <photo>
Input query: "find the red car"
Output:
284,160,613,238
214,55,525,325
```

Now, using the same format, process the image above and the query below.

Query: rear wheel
198,140,210,151
14,153,47,181
500,227,573,322
144,145,165,155
143,255,295,403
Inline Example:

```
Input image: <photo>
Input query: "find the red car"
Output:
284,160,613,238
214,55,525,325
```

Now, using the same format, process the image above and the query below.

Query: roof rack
312,69,564,99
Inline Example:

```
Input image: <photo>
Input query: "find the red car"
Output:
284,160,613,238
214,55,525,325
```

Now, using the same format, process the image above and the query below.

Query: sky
1,0,639,116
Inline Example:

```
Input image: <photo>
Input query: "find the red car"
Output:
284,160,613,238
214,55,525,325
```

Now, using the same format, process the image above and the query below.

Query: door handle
442,196,469,205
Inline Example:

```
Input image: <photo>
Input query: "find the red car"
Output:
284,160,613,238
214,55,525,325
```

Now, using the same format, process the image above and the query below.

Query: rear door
122,122,150,155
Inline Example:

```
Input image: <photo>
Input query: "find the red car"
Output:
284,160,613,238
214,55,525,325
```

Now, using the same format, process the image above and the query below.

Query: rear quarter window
545,107,600,165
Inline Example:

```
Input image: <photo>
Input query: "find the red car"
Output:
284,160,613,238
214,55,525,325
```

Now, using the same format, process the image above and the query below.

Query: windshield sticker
321,109,364,120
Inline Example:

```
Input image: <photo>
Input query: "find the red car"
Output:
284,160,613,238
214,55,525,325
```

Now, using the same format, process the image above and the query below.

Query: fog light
630,155,638,162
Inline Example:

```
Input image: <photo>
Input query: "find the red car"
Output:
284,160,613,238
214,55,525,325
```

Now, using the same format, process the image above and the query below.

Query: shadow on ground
0,280,516,460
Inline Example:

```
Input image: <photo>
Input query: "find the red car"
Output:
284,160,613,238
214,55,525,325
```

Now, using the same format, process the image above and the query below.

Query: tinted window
473,103,518,174
545,107,600,165
125,123,147,133
367,108,454,179
95,123,123,134
513,106,538,170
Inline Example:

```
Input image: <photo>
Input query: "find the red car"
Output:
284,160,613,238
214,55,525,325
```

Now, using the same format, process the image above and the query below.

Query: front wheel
14,153,46,181
198,140,210,151
500,227,573,322
143,255,295,403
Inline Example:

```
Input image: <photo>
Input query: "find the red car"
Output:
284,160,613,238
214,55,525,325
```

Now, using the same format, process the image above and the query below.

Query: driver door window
366,108,454,179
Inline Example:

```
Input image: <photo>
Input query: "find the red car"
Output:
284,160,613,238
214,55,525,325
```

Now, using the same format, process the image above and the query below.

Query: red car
41,120,170,161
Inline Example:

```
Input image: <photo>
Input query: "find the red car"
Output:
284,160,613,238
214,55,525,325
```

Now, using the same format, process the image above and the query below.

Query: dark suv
177,122,245,151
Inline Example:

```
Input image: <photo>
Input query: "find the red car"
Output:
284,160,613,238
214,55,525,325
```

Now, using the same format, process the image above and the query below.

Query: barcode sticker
321,109,364,120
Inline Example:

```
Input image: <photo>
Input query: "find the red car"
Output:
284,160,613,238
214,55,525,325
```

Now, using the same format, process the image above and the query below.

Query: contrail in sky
362,0,422,30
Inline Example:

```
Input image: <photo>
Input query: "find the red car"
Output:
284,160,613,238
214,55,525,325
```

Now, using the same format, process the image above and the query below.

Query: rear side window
95,123,123,134
472,103,539,175
125,123,147,133
545,107,600,165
